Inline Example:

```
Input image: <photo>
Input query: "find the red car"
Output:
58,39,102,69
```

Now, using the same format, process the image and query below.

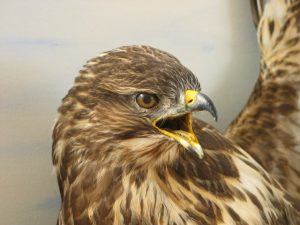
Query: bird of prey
52,2,300,225
226,0,300,201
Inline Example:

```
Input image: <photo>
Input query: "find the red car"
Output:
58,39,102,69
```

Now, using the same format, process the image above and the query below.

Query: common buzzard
52,0,300,224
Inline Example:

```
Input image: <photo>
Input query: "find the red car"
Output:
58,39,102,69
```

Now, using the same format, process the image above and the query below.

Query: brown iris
136,93,159,109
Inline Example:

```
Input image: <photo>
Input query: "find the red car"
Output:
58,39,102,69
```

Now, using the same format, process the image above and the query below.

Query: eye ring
136,93,159,109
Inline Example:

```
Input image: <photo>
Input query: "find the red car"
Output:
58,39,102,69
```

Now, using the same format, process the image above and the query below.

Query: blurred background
0,1,259,224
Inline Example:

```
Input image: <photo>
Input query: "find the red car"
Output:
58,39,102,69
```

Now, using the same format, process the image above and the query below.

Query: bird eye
136,93,159,109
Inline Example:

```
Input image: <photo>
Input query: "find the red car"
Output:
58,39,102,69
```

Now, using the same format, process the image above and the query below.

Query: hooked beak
152,90,217,158
185,90,218,121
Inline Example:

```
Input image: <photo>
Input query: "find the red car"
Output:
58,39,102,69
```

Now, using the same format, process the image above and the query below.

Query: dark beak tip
210,110,218,122
196,93,218,123
214,115,218,122
212,106,218,122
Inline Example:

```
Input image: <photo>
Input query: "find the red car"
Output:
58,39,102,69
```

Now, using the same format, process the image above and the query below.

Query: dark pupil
143,95,152,104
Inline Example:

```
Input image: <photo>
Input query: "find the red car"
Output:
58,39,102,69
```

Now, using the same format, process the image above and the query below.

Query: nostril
185,90,198,105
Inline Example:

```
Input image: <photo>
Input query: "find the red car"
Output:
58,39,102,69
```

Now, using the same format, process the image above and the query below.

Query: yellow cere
185,90,198,105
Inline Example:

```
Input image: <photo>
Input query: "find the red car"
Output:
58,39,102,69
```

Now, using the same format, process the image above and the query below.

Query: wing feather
226,0,300,200
250,0,266,28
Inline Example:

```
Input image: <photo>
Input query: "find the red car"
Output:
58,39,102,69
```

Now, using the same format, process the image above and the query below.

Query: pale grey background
0,1,259,225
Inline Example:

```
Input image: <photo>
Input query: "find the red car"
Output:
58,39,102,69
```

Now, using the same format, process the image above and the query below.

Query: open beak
152,90,217,158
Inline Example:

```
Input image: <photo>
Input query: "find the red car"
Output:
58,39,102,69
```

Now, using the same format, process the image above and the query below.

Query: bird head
53,46,217,169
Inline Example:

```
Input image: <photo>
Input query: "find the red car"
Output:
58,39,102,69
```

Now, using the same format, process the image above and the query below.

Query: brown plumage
226,0,300,201
52,1,300,224
53,45,300,225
